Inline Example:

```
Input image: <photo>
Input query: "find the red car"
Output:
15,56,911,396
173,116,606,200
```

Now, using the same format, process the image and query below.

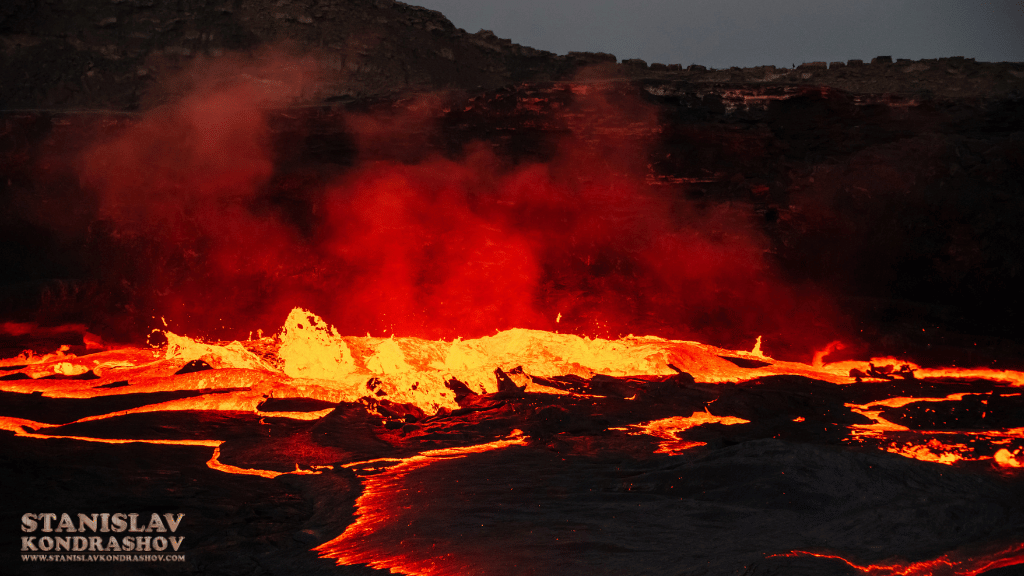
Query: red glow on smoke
319,153,545,336
70,50,840,356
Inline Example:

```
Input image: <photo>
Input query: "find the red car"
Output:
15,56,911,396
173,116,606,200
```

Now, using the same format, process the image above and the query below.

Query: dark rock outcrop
0,0,579,109
2,1,1023,110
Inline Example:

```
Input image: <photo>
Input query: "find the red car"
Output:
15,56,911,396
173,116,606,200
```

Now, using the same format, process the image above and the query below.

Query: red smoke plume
74,49,840,358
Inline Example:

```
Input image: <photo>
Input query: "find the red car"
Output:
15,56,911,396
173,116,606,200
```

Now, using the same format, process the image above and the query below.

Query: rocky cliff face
0,0,586,109
2,0,1023,110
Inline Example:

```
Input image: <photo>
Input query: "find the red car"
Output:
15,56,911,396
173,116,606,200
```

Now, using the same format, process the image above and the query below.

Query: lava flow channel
315,431,530,574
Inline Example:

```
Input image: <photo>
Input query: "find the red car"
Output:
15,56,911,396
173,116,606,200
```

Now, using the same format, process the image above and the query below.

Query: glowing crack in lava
3,308,1024,574
613,411,751,455
314,431,530,574
772,544,1024,576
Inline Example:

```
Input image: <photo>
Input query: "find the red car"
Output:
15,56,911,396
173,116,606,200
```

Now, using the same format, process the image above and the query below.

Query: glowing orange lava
615,411,750,455
884,439,970,465
994,448,1024,468
844,393,1024,466
4,308,1024,575
4,308,1024,472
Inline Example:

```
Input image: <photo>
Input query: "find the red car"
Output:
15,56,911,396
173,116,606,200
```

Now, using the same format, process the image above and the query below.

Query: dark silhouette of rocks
1,0,573,109
2,0,1022,110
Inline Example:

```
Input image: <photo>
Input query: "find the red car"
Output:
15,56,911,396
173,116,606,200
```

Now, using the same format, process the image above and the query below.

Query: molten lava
3,307,1023,463
3,308,1024,574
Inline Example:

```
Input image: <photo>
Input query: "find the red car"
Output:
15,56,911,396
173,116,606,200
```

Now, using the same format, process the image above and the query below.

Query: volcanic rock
3,1,1023,109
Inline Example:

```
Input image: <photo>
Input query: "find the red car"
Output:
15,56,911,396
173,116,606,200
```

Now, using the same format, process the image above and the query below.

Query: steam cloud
74,48,840,358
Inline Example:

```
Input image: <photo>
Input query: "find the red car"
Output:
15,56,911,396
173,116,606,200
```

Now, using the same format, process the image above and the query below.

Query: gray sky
410,0,1024,68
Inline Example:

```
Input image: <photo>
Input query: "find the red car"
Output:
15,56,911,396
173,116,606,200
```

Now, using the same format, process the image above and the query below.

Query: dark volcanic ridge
1,0,1023,111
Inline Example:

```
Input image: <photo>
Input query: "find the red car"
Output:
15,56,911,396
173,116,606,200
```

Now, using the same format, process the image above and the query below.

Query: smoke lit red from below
67,51,839,358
